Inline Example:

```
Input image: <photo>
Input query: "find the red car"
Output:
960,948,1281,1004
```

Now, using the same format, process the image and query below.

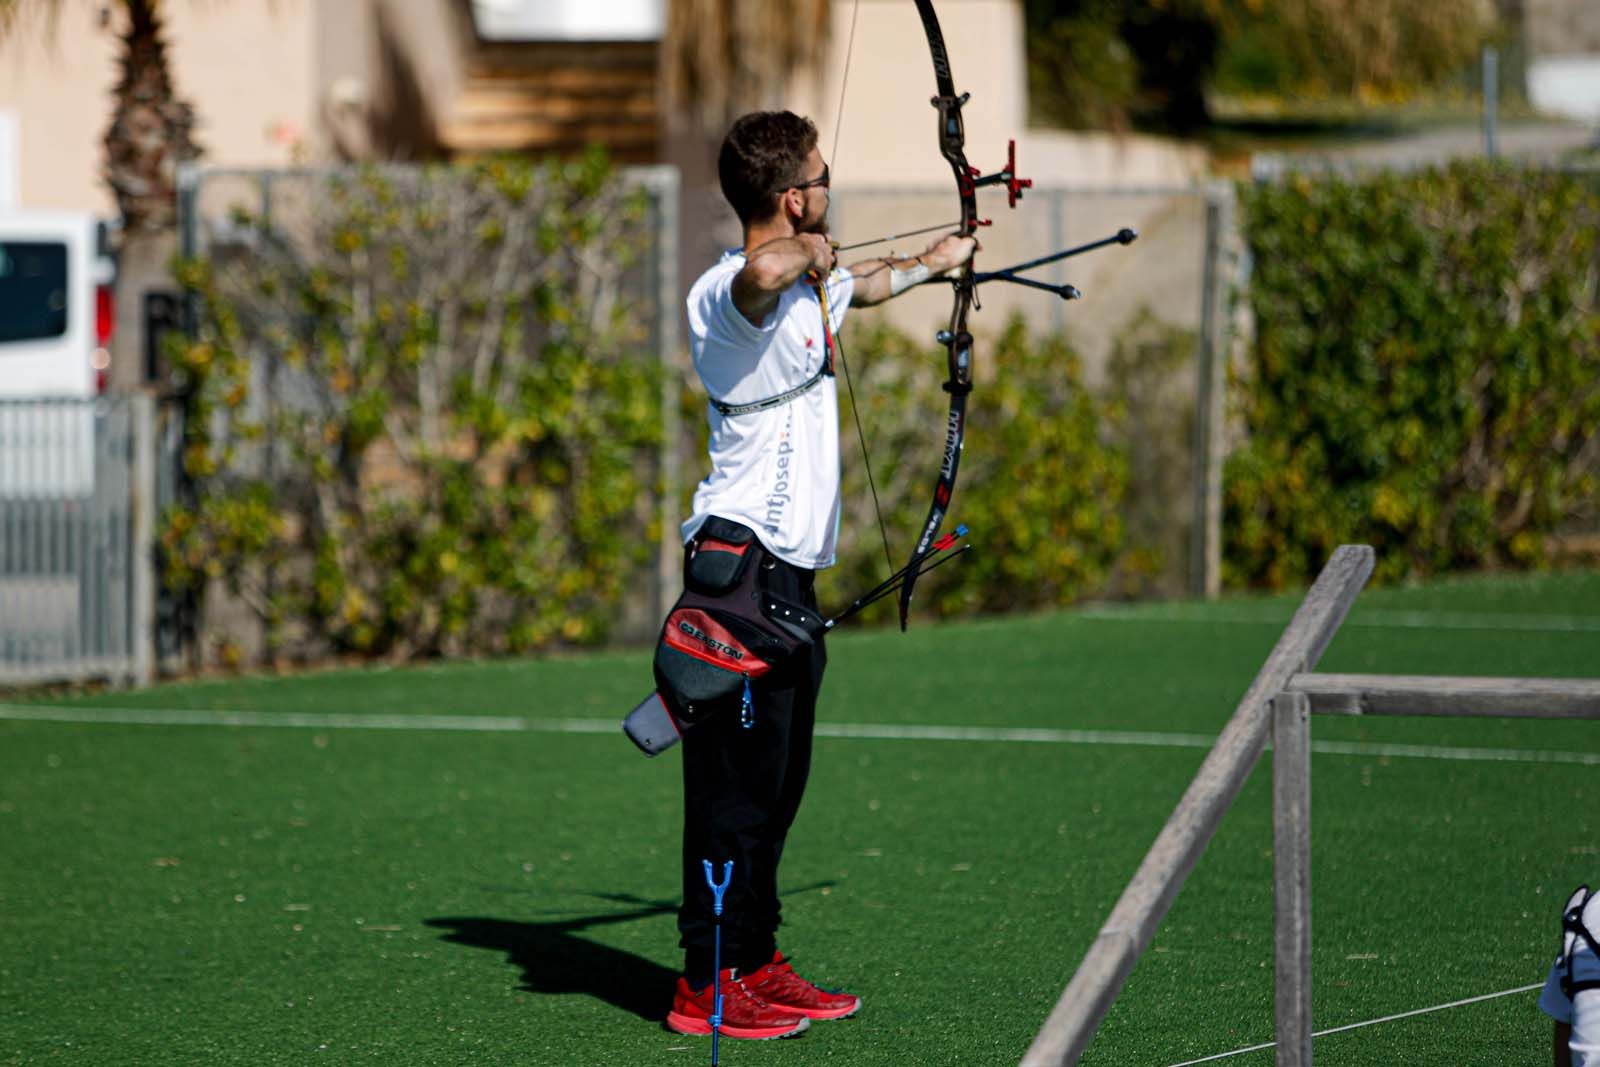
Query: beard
796,199,830,237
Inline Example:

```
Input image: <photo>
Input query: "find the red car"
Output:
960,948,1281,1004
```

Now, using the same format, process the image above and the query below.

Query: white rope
1076,604,1600,634
1,706,1596,765
1163,983,1544,1066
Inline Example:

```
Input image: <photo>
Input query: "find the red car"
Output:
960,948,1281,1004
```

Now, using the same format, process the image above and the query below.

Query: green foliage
817,316,1128,622
1026,0,1221,133
162,155,662,663
1104,312,1201,596
1026,3,1140,131
1026,0,1500,130
1212,0,1497,103
1228,161,1600,588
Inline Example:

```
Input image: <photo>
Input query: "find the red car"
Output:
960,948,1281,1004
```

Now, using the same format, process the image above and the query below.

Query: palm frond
664,0,832,127
0,0,67,38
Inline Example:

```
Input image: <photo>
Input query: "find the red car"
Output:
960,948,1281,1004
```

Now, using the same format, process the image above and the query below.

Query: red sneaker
742,952,861,1020
665,968,810,1040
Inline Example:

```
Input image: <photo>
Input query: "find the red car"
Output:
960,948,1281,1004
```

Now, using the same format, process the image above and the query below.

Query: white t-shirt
681,250,855,570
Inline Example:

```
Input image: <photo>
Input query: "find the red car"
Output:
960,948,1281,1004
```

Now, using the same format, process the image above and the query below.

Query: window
471,0,663,41
0,242,69,345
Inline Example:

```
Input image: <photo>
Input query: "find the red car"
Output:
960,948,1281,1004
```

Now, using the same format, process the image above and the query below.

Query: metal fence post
1482,47,1500,159
1190,184,1232,600
1050,188,1067,336
1273,688,1313,1067
651,167,683,629
129,392,155,687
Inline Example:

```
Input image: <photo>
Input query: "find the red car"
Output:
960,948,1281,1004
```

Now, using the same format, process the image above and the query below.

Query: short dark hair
717,111,819,225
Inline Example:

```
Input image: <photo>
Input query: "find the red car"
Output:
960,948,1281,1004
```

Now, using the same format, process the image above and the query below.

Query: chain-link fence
172,163,681,666
163,165,1240,672
827,183,1243,598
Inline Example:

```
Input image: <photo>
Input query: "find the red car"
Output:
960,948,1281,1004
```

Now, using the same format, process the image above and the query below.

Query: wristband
889,259,930,296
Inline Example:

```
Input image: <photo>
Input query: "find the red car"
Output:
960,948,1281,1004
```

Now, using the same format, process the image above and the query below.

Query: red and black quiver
625,518,828,755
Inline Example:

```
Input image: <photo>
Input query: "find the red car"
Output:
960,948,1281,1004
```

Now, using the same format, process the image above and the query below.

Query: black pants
677,546,826,987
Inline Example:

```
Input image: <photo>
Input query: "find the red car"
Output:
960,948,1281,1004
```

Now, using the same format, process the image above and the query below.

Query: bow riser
944,327,973,393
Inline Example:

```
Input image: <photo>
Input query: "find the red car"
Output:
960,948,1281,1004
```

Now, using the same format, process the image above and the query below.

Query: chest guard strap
710,358,833,417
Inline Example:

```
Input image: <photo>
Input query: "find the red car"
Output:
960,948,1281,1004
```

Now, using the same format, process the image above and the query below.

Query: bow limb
898,0,978,631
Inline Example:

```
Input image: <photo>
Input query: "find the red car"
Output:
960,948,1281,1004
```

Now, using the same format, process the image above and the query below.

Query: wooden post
1273,689,1313,1067
1287,672,1600,719
1020,545,1372,1067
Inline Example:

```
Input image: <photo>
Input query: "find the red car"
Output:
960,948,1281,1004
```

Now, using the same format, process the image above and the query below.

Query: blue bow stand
702,859,733,1065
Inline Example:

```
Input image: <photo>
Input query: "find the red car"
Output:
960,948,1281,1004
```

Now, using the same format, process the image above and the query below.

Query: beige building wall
1527,0,1600,55
764,0,1208,362
1525,0,1600,123
0,0,319,216
313,0,475,163
3,0,1204,217
0,0,483,216
0,5,122,214
788,0,1207,189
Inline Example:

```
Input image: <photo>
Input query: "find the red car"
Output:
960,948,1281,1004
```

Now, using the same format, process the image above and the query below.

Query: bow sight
969,138,1033,209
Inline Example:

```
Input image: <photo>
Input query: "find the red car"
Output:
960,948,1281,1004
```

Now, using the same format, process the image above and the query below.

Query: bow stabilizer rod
977,275,1082,300
912,226,1137,301
972,227,1138,283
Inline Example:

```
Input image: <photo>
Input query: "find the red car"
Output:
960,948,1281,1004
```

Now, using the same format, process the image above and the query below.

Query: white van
0,211,116,496
0,211,116,397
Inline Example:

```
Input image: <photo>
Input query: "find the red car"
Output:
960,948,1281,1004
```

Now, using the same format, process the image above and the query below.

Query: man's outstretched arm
847,233,976,308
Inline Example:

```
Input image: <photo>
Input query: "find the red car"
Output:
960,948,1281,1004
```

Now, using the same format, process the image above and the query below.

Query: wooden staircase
442,41,660,162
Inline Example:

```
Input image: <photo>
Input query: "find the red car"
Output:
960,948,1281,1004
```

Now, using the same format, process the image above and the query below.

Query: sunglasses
791,164,830,191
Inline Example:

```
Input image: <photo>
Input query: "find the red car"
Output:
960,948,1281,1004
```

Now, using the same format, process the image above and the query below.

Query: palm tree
1,0,202,390
0,1,200,233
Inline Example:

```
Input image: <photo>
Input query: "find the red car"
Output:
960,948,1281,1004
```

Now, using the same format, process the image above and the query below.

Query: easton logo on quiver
678,619,743,660
662,608,773,676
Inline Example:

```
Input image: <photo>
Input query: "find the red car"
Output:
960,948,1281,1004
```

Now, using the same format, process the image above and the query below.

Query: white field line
1163,982,1544,1066
1076,605,1600,634
0,705,1596,766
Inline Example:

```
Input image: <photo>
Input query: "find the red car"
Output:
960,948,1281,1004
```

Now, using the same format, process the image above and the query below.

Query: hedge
1228,160,1600,588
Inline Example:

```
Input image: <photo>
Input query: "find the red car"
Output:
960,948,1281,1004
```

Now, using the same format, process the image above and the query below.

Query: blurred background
1,0,1596,687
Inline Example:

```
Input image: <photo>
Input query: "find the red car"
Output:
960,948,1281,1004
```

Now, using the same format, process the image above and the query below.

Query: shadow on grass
426,897,679,1020
426,883,835,1021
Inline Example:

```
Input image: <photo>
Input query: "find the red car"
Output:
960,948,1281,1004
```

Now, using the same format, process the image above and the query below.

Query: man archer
665,110,975,1041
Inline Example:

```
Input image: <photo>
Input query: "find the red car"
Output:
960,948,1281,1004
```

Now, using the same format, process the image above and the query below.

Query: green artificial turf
2,570,1596,1065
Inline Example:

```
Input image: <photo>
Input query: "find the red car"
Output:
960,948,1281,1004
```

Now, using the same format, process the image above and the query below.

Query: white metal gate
0,395,155,686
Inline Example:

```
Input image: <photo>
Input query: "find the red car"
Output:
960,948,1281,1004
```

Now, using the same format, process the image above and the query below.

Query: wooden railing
1022,544,1600,1066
